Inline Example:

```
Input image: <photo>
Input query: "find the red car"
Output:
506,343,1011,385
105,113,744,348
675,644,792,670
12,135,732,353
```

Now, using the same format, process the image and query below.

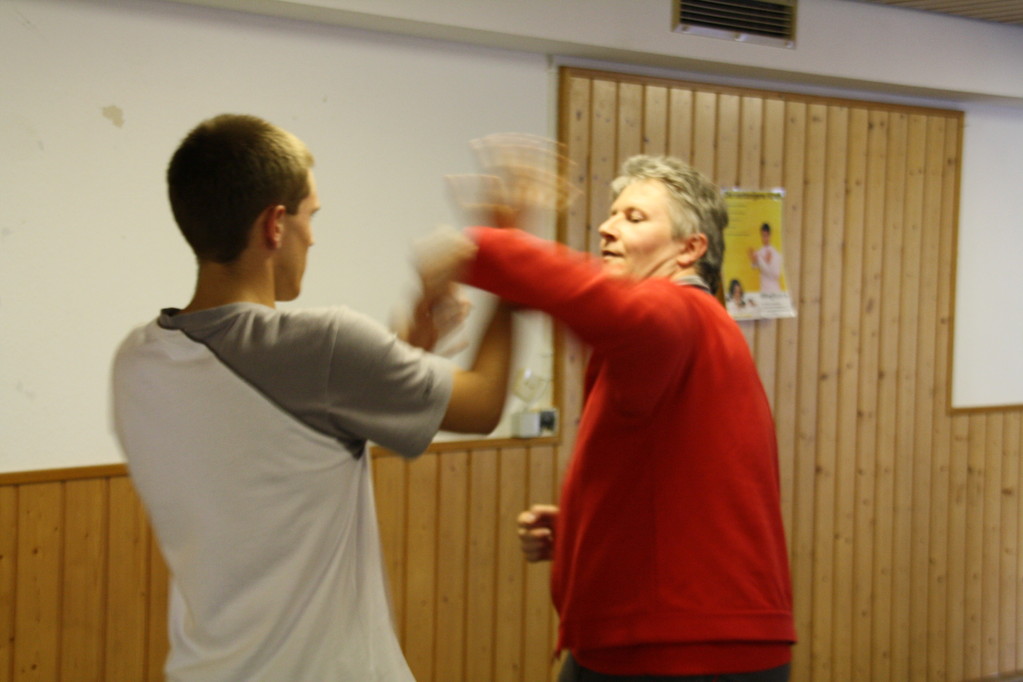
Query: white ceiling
857,0,1023,26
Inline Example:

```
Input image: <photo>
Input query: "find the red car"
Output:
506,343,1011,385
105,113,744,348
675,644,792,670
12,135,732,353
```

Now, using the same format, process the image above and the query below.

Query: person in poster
749,222,783,294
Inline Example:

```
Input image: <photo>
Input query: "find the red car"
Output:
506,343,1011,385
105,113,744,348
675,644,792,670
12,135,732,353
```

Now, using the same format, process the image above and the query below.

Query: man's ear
258,205,287,250
676,232,709,269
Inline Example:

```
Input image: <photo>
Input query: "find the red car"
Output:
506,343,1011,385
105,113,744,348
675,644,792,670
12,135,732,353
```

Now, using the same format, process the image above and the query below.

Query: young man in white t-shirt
112,114,515,681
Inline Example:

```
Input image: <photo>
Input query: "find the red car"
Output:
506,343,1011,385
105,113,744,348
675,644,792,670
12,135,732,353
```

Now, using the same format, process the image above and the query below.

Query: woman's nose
597,217,616,239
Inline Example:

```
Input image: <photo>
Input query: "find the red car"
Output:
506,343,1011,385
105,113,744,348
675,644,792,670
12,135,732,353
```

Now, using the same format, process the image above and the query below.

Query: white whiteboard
951,103,1023,409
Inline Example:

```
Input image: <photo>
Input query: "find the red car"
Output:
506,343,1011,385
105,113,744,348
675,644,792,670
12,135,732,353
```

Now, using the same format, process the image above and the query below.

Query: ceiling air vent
673,0,797,47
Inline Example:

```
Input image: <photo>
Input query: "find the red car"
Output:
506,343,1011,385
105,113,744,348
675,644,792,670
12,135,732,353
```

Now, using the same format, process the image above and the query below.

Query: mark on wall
102,105,125,128
15,382,36,401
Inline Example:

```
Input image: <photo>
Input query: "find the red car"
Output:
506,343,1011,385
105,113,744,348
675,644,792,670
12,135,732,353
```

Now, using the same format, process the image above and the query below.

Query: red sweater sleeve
465,228,688,342
463,227,710,413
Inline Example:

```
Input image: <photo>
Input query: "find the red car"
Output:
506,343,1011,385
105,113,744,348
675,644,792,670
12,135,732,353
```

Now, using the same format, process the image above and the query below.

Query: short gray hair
610,155,727,294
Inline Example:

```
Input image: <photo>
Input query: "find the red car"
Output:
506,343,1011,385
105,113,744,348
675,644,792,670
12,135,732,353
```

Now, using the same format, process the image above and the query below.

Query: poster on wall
721,189,796,321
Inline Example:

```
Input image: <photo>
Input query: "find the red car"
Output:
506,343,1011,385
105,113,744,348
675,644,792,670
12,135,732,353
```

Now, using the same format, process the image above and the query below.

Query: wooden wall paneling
15,482,62,681
0,486,16,682
493,447,528,682
464,449,499,681
146,532,168,682
642,85,667,154
434,450,469,682
60,479,107,681
372,453,408,643
105,476,150,681
403,453,439,681
521,445,556,682
833,105,866,682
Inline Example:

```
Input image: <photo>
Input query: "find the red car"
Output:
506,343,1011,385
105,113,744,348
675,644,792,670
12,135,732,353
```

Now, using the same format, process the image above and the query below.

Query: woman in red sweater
445,152,795,681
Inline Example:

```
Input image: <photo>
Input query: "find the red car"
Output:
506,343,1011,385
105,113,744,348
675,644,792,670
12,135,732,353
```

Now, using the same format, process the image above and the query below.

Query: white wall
3,0,1021,473
174,0,1023,410
0,0,552,473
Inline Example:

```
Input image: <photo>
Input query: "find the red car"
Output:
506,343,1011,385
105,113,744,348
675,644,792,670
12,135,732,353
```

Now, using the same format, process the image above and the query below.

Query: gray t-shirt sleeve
162,303,454,458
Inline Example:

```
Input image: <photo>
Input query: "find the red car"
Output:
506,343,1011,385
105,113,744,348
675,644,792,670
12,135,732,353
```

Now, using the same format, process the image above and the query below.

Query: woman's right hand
516,504,559,563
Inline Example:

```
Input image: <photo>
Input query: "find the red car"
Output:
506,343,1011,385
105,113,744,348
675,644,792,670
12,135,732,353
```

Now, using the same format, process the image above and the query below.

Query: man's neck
181,260,276,314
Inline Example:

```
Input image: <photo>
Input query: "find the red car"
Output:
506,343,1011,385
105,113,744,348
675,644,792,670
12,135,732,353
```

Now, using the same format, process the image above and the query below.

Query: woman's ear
676,232,708,269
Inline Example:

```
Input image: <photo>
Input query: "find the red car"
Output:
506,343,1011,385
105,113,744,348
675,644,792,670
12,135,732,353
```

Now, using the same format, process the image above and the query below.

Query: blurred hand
399,283,471,354
517,504,559,563
447,133,579,230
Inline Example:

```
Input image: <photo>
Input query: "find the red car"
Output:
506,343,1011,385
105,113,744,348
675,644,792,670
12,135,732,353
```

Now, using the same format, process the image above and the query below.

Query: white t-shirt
111,303,453,681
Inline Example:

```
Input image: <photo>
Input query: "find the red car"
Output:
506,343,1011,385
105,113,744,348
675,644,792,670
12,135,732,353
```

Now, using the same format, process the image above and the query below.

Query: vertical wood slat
948,413,971,681
984,414,1006,677
833,105,864,682
965,414,988,679
642,85,668,154
799,102,828,682
0,487,18,682
463,449,499,682
1002,413,1021,674
146,533,169,682
105,476,150,681
493,447,528,682
853,106,888,682
522,445,556,682
373,454,407,642
588,79,618,256
814,103,849,682
892,113,927,682
403,454,439,681
874,109,908,682
15,483,62,682
434,451,469,682
921,115,950,682
775,99,806,572
60,479,106,682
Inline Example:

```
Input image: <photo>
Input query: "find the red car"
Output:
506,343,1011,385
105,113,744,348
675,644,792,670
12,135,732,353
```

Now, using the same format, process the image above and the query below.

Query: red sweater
465,228,795,675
